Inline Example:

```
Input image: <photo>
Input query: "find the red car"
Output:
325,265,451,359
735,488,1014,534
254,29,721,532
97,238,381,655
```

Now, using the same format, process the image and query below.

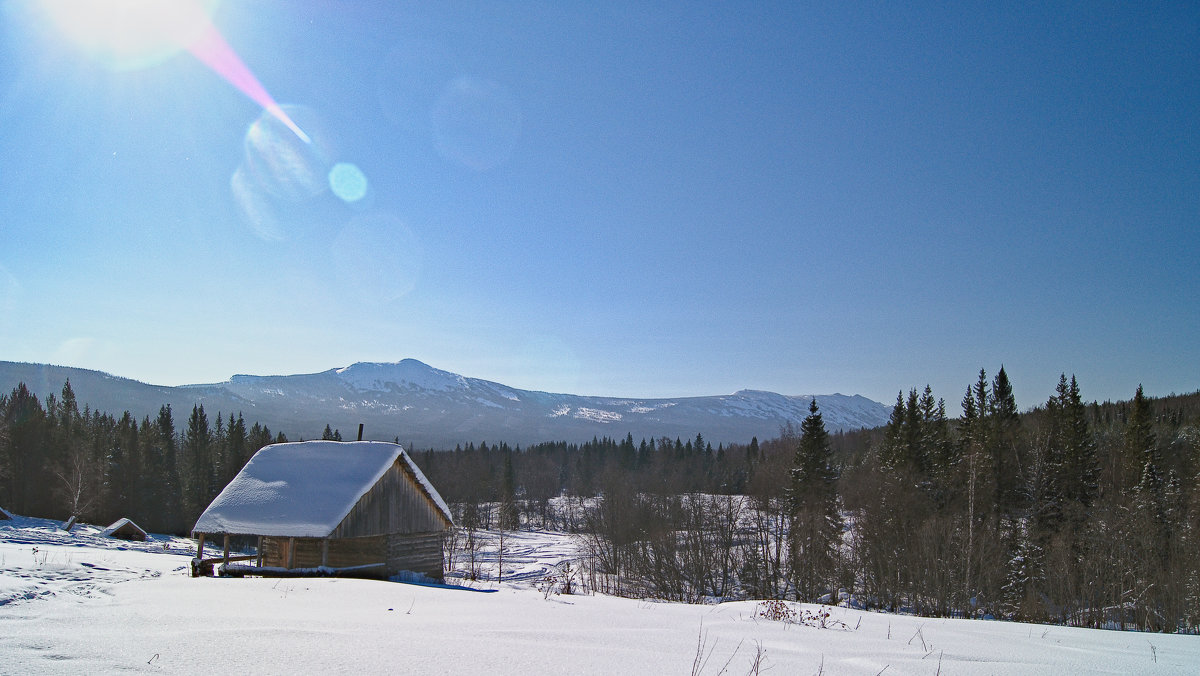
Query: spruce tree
990,366,1024,515
212,412,227,495
224,413,248,485
1037,376,1072,536
959,373,995,609
182,404,212,521
109,411,140,519
991,367,1019,422
881,391,909,472
499,448,519,530
786,399,841,601
1125,384,1158,494
138,405,181,533
1,384,48,514
1129,386,1170,574
1059,376,1099,529
248,421,273,455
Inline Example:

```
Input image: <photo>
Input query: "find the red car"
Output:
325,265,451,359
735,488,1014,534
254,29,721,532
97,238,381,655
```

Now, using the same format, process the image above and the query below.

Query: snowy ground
444,527,583,585
3,515,1199,674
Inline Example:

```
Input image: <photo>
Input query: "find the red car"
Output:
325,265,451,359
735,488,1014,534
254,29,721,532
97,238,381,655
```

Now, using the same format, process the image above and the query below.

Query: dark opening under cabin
191,440,453,579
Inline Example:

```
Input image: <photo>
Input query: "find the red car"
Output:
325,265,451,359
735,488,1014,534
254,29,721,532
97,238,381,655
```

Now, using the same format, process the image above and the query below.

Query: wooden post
223,535,231,566
287,537,296,569
193,533,206,577
256,536,264,567
322,539,329,568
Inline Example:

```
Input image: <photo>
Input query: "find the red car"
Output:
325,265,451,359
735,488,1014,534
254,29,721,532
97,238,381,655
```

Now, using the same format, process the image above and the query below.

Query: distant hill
0,359,892,448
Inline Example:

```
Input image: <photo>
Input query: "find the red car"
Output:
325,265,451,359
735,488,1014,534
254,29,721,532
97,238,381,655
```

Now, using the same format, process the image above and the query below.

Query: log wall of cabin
257,533,443,579
331,458,449,539
386,532,445,580
261,535,387,575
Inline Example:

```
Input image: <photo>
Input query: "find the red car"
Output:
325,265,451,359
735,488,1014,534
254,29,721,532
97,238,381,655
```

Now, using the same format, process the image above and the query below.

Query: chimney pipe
357,423,364,441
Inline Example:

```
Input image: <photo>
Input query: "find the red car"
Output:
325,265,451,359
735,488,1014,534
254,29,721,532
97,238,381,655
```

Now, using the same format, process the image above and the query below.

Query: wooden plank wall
386,532,445,580
258,533,443,579
261,535,388,574
332,458,449,539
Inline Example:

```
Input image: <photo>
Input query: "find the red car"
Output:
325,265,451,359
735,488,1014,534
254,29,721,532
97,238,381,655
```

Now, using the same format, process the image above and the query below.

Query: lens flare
242,105,330,202
39,0,216,70
40,0,307,142
186,24,309,143
329,163,369,203
230,164,283,241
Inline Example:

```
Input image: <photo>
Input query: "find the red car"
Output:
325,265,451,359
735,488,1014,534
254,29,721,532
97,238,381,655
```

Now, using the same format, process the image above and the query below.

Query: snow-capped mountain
0,359,893,448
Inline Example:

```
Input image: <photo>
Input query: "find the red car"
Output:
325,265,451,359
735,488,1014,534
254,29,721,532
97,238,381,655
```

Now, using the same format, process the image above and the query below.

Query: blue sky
1,1,1196,410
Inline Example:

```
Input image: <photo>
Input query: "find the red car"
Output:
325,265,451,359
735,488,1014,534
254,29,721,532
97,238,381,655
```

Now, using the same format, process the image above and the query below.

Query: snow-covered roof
101,518,146,538
192,441,451,538
0,506,13,520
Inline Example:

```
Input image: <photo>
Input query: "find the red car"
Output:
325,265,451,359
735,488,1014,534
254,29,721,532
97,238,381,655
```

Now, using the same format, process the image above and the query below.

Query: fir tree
1125,384,1158,494
499,448,519,530
1063,377,1098,500
786,399,841,601
958,374,995,608
108,411,139,519
990,366,1024,515
182,404,212,521
881,391,910,472
1,384,48,514
224,413,248,486
1055,375,1099,535
923,390,956,498
138,405,181,533
212,412,227,494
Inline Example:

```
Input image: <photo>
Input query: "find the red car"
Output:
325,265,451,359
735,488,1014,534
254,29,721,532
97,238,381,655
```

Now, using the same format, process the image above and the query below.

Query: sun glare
40,0,218,70
36,0,308,142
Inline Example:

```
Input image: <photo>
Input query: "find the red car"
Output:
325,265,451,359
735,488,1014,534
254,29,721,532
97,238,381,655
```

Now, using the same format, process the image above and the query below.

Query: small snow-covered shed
192,440,452,580
0,506,12,521
102,518,147,541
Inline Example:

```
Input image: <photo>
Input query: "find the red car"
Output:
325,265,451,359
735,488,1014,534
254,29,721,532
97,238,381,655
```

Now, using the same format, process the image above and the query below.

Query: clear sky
1,1,1197,411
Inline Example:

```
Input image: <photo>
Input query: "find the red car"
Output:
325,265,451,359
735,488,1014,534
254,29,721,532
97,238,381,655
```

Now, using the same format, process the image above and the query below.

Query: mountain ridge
0,359,893,448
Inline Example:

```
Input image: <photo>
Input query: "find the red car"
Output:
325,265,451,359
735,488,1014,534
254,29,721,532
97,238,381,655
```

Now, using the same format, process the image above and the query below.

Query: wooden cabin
0,506,12,521
192,441,452,580
102,517,147,541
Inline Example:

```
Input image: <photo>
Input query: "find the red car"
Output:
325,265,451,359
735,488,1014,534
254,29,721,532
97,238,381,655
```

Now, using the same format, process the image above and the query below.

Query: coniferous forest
3,369,1200,631
0,380,286,534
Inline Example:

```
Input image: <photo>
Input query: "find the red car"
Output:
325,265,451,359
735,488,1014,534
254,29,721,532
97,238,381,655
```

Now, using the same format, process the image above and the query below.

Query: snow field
3,516,1200,674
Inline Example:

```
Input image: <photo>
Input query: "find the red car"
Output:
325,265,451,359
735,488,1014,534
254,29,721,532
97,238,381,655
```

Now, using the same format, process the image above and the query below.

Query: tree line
418,368,1200,632
0,380,286,533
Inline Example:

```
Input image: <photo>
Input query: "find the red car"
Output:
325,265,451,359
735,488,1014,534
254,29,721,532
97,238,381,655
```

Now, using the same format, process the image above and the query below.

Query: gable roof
0,506,12,520
192,440,452,538
102,517,147,540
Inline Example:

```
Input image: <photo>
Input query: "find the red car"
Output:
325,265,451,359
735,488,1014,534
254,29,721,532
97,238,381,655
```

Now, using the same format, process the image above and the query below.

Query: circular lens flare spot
329,163,368,203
